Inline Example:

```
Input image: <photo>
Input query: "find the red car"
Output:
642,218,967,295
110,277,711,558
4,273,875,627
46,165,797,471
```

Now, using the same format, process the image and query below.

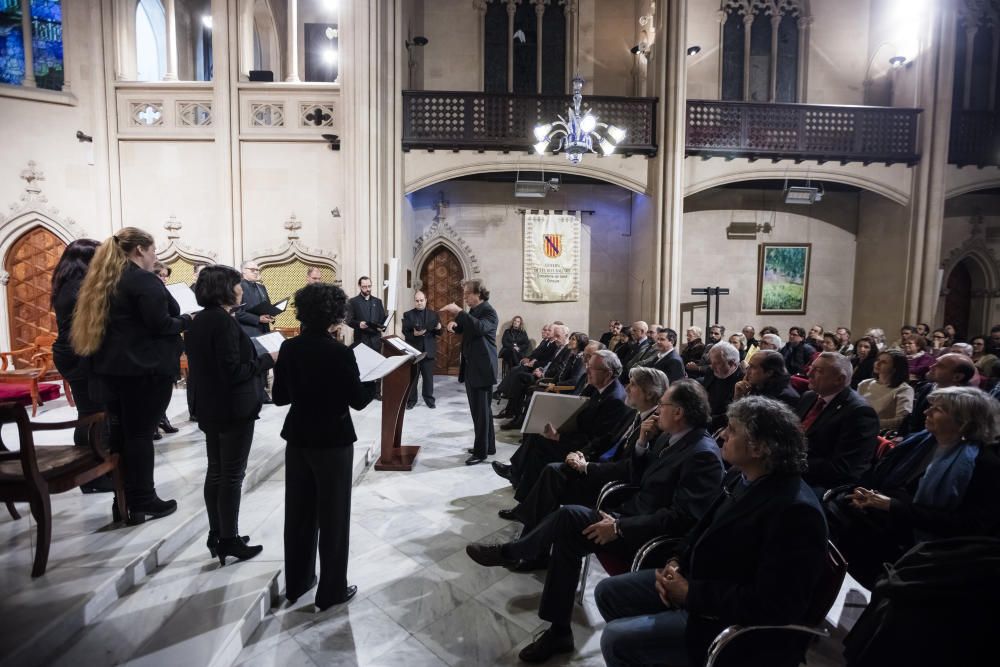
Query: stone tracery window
720,0,804,103
954,0,1000,112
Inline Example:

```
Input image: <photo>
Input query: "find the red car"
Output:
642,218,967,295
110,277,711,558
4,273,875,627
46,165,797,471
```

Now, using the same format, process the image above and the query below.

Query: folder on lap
520,392,590,435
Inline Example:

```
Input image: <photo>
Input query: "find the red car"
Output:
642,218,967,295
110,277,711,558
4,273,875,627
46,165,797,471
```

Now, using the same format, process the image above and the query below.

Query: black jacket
52,275,85,381
701,366,745,431
455,300,499,388
617,428,724,547
750,379,801,410
185,306,274,427
796,387,880,491
348,293,387,348
401,307,441,359
91,262,188,377
563,380,631,459
501,327,530,355
235,279,272,338
782,341,817,375
678,473,829,666
273,329,375,448
647,348,686,384
527,338,557,367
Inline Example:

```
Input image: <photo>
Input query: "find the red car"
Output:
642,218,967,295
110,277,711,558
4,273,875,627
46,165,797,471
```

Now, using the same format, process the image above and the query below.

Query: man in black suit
645,328,686,383
493,349,632,500
500,324,572,429
796,351,879,496
235,260,274,402
700,341,744,432
348,276,387,352
441,279,498,465
494,323,556,408
466,379,724,663
615,321,650,367
401,290,441,409
685,323,724,379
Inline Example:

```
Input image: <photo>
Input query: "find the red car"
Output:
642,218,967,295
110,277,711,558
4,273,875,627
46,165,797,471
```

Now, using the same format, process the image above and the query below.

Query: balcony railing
949,110,1000,167
686,100,922,166
402,90,658,155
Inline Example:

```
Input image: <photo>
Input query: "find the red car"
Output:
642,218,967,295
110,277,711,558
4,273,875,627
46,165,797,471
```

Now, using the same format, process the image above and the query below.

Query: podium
373,335,425,471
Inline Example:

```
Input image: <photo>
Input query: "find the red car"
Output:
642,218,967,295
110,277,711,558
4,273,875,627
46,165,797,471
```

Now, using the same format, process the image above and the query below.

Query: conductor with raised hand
441,279,498,466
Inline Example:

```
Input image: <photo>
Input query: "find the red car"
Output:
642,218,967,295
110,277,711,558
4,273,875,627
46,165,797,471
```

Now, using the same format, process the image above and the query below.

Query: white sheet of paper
387,337,422,356
382,311,394,329
273,298,289,312
253,332,285,354
353,343,413,381
165,282,202,315
521,392,590,435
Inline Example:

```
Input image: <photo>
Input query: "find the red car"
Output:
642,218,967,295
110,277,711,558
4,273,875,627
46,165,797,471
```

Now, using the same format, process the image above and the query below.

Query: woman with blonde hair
72,227,191,524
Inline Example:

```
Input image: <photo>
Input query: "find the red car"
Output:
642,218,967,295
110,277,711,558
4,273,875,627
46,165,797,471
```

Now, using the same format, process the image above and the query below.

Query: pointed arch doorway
419,246,464,375
4,226,65,365
943,258,974,340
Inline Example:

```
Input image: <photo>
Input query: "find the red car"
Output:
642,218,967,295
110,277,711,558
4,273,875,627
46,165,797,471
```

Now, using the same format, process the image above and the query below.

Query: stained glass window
30,0,63,90
0,0,25,86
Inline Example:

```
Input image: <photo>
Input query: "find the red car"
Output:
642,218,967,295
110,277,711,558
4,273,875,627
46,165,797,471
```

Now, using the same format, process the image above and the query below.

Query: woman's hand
849,487,891,512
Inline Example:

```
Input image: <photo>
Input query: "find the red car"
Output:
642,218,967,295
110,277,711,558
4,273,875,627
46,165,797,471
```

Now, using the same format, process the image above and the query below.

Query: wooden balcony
949,110,1000,168
686,100,922,166
401,90,658,156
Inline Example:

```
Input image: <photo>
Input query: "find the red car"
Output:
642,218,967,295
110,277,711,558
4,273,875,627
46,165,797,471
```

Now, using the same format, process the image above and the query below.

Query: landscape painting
757,243,811,314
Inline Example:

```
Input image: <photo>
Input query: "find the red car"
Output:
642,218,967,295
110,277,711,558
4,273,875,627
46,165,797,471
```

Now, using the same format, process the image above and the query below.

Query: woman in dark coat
71,227,190,524
499,315,530,367
185,266,276,565
274,283,375,610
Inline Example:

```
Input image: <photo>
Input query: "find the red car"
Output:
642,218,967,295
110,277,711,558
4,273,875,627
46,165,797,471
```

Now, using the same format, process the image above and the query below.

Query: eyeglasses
932,334,946,339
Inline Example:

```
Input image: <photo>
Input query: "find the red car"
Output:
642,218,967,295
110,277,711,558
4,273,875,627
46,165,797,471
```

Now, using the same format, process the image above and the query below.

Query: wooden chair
0,403,125,577
0,335,72,416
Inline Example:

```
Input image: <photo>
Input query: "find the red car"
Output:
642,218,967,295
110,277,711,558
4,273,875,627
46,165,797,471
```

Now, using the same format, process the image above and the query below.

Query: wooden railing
402,90,658,155
949,110,1000,167
686,100,922,166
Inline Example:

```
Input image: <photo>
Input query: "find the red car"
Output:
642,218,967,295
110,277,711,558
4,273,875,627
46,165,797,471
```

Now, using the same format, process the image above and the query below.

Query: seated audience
899,353,976,436
970,335,999,381
782,326,817,376
866,327,887,351
615,321,651,367
494,323,556,407
686,324,724,379
850,335,878,388
820,332,839,353
915,322,931,338
759,332,783,351
807,323,825,350
797,352,880,495
502,331,588,429
700,341,744,431
595,396,828,667
499,315,530,368
599,320,622,347
646,325,662,345
467,380,723,664
903,333,934,382
989,324,1000,356
493,350,631,501
949,341,985,387
929,328,949,357
841,386,1000,588
498,367,669,534
836,326,854,355
858,349,914,431
889,324,916,350
645,327,686,383
728,332,748,361
733,349,800,409
499,325,571,428
681,326,705,369
944,323,960,344
620,322,658,381
759,325,779,336
742,325,759,349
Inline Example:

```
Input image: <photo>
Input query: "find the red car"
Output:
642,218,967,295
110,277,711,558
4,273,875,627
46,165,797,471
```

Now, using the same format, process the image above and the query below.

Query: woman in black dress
499,315,530,368
274,283,375,609
71,227,190,524
185,266,276,565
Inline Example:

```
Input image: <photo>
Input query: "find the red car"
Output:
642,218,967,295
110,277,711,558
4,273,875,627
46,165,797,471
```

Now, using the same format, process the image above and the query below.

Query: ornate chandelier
532,76,626,164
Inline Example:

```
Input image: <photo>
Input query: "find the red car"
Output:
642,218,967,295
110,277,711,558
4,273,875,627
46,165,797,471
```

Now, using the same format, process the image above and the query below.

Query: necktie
800,397,827,431
600,414,643,461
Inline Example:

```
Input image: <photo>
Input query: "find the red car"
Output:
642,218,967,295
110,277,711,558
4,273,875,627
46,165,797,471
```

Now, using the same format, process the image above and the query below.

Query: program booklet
520,392,590,435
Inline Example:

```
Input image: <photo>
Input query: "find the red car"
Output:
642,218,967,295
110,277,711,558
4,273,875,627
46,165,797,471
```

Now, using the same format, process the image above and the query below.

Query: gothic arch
404,159,648,195
412,220,480,288
684,166,911,206
938,243,1000,335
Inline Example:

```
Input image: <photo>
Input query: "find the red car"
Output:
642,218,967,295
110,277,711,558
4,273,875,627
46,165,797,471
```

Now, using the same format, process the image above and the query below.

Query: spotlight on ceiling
889,55,907,68
687,45,701,56
784,184,825,205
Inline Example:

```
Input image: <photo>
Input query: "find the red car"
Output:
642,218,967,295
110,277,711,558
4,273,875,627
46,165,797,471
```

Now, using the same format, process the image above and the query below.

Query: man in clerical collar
348,275,387,352
402,290,442,409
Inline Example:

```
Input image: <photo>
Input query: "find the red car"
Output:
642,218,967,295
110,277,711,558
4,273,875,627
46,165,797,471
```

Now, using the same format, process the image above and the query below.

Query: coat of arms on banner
543,234,562,258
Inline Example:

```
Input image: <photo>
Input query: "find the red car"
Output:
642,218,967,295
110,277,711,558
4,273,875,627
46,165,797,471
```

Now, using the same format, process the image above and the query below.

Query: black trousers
284,445,353,607
63,373,104,448
513,461,623,533
510,435,572,502
507,504,634,627
103,374,174,505
466,383,495,456
203,420,255,539
407,357,435,407
497,365,533,396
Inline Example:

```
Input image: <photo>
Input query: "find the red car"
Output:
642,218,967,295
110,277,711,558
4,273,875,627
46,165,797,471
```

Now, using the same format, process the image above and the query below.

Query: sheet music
273,298,289,312
165,283,202,315
521,392,590,435
382,311,394,329
253,332,286,354
387,337,422,356
353,343,412,381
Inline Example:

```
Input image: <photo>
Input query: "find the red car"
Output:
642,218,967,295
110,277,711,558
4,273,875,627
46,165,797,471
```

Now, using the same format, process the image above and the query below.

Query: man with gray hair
759,333,783,351
700,341,744,431
493,349,630,500
796,351,880,496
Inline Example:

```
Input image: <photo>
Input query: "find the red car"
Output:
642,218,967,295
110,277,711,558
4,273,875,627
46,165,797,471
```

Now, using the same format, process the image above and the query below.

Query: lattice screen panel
164,258,197,288
259,260,337,329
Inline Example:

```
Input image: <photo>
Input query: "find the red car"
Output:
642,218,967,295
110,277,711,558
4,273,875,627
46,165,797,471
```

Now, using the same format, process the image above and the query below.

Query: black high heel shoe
158,416,179,434
216,537,263,566
112,496,177,525
206,533,251,558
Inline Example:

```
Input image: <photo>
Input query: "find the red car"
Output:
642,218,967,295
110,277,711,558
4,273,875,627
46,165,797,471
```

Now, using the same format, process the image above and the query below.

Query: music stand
373,335,425,471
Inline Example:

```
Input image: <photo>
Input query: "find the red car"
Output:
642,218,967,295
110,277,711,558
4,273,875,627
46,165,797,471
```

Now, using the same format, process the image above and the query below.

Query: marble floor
0,379,868,666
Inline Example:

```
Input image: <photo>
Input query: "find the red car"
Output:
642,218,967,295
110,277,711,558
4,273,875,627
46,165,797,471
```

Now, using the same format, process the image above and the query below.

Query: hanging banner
523,213,581,302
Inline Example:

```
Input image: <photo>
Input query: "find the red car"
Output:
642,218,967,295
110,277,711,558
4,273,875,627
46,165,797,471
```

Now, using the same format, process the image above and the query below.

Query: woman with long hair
275,283,375,609
858,349,914,431
850,335,878,388
499,315,529,368
186,266,276,565
71,227,190,524
52,239,112,493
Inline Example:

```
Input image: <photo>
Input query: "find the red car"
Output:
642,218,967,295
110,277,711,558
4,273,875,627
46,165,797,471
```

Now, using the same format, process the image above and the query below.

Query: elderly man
494,324,559,409
759,332,783,351
493,350,630,499
796,352,879,496
498,367,670,535
467,380,724,664
742,325,759,349
235,260,273,338
899,352,976,436
616,321,651,367
500,324,573,429
700,341,744,431
686,324,725,379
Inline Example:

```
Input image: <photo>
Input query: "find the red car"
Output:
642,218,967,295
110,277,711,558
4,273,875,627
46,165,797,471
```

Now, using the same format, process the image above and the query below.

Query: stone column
19,0,35,87
963,25,976,109
475,0,487,90
286,0,300,82
742,12,752,100
163,0,178,80
534,0,544,93
769,13,781,101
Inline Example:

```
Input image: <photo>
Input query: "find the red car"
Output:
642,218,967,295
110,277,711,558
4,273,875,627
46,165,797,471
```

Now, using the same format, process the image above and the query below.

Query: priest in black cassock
402,290,442,409
348,276,387,352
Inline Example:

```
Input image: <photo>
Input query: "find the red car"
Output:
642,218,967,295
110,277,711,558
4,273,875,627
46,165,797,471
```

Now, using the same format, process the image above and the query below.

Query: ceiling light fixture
532,77,626,164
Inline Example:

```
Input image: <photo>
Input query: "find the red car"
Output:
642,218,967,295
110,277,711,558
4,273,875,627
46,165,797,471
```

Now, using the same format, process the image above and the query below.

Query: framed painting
757,243,811,315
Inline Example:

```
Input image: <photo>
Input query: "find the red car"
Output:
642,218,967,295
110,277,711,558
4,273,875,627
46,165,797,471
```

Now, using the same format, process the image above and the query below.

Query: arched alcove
416,244,464,375
939,247,1000,339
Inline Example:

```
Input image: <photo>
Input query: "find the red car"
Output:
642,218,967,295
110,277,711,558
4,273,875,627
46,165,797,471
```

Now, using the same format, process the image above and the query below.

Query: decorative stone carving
250,103,285,127
247,215,341,274
412,218,481,277
177,101,213,126
156,216,218,264
301,103,335,127
939,232,1000,297
0,161,86,242
131,102,164,126
723,0,802,17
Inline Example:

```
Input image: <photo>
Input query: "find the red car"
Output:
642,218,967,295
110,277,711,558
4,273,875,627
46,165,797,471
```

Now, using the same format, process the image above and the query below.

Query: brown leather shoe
465,543,517,568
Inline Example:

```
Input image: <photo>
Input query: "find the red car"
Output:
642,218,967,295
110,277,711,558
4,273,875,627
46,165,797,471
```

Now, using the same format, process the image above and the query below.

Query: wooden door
420,246,464,375
5,227,65,366
944,259,972,340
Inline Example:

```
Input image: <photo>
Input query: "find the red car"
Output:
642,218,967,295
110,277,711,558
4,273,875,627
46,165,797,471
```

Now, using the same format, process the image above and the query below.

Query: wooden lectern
373,335,424,471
